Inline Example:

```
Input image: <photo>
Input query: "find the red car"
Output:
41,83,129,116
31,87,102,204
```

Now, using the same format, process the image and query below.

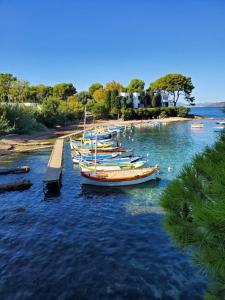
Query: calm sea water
190,106,225,118
0,116,222,299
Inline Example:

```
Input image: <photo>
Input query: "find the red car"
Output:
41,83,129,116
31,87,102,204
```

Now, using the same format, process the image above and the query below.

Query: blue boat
83,133,112,140
94,156,141,164
72,152,118,163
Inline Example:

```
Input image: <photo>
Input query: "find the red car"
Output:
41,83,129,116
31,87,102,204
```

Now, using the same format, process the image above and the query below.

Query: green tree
53,83,76,100
0,104,12,133
145,89,154,107
127,78,145,93
9,80,30,102
29,85,53,103
92,88,107,103
0,73,17,102
67,95,84,116
88,82,103,96
109,89,120,118
76,91,92,105
38,96,62,127
105,90,112,111
151,92,162,107
161,134,225,299
89,101,108,119
150,73,195,106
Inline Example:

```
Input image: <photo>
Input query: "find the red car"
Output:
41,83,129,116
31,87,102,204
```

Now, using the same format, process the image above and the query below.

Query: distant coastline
194,101,225,107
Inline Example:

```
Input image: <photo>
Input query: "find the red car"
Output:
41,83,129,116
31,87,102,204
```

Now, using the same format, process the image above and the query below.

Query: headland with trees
0,73,195,134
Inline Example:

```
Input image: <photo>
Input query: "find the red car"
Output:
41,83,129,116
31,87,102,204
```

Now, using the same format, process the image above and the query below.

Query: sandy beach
0,117,193,156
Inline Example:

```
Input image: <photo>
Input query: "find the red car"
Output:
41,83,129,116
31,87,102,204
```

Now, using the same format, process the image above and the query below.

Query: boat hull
214,127,224,132
80,160,146,171
81,168,159,186
81,172,158,186
72,153,118,163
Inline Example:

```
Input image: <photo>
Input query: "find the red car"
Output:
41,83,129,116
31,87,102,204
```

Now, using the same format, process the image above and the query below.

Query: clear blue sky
1,0,225,102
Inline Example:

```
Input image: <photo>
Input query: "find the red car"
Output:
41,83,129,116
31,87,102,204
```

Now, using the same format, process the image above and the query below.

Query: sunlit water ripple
0,119,221,300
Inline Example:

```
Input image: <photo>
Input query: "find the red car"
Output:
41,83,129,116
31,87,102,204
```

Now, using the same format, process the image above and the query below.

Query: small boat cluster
191,121,225,132
214,121,225,132
133,121,161,128
70,125,160,186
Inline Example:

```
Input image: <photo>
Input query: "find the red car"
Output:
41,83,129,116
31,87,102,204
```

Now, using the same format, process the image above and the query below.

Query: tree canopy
92,88,107,103
8,80,30,102
29,85,53,103
150,73,195,106
53,83,76,100
105,81,125,92
161,134,225,299
88,82,103,96
127,78,145,93
0,73,17,102
76,91,92,105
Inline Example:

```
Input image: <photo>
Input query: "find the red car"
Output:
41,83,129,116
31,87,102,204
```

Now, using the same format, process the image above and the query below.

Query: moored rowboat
213,126,225,132
79,160,146,171
81,167,160,186
72,152,118,163
191,123,204,128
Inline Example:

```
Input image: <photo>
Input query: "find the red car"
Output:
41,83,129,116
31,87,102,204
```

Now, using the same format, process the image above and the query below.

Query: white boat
81,167,160,186
191,123,204,128
213,126,225,132
70,139,113,147
216,121,225,125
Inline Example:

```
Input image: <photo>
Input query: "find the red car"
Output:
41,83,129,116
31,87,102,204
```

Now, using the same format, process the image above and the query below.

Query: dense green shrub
176,106,190,117
121,108,134,120
0,104,13,133
88,101,109,119
0,103,45,134
8,105,45,133
160,107,177,118
161,134,225,299
36,97,63,128
36,96,83,127
121,107,189,120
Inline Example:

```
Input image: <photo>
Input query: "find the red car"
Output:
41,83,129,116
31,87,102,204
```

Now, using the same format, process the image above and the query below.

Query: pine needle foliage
160,134,225,299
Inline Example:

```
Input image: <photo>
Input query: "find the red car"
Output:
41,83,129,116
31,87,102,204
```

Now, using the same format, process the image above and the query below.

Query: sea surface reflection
0,120,220,299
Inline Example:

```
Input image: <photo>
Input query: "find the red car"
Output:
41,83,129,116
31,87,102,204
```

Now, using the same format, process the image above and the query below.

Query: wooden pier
43,139,64,190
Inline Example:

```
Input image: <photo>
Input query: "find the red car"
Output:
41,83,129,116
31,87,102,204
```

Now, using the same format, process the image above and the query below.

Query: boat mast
83,105,87,140
94,134,97,172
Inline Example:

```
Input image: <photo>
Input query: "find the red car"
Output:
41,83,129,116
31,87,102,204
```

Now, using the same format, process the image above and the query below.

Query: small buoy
131,138,134,142
168,166,173,172
155,164,159,168
146,153,149,157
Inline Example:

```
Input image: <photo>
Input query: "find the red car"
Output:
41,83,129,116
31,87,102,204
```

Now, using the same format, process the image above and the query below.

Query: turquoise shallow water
0,119,221,300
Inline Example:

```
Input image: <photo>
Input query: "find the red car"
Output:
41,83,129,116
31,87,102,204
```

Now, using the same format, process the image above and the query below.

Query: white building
119,91,175,108
133,92,141,108
119,92,141,108
161,92,174,107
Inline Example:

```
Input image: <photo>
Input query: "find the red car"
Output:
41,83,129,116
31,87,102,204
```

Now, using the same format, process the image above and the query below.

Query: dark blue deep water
190,106,225,118
0,119,221,300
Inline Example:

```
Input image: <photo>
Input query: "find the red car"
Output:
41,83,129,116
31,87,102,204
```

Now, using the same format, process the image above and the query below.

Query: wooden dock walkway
43,139,64,188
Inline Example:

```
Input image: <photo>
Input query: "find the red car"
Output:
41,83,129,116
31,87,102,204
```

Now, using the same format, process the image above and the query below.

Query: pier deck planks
43,139,64,185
